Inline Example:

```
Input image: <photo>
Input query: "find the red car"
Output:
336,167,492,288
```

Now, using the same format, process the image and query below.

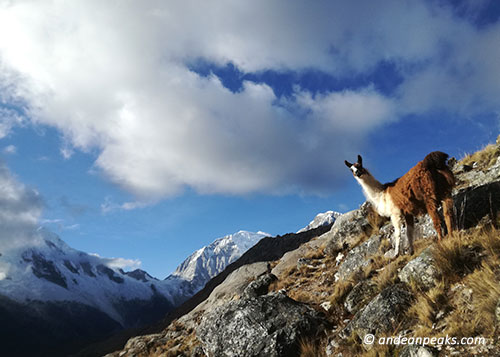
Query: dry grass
407,281,447,328
412,228,500,340
304,245,326,260
465,259,500,335
480,226,500,258
299,337,326,357
365,205,390,236
460,142,500,170
270,265,298,292
357,345,392,357
432,232,482,282
329,277,356,306
372,255,409,292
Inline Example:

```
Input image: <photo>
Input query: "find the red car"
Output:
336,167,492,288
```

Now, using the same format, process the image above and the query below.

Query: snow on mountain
0,228,269,324
297,210,342,233
165,230,269,303
0,227,175,326
0,162,270,354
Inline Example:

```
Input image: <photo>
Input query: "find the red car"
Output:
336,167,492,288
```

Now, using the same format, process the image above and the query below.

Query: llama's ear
345,160,353,168
357,155,363,166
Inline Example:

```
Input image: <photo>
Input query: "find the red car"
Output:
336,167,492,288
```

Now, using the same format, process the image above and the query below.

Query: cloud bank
0,1,499,199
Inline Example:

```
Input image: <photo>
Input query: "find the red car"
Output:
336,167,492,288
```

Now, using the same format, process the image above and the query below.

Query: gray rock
242,273,277,299
413,215,438,240
297,257,313,269
344,280,378,314
197,292,327,357
342,283,413,341
190,345,206,357
336,234,381,281
399,344,437,357
454,181,500,229
398,247,439,290
454,157,500,191
191,262,270,315
496,299,500,327
324,203,373,255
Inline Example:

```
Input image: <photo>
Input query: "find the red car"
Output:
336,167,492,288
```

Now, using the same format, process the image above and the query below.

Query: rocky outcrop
335,234,381,281
454,181,500,229
398,247,439,290
191,262,270,315
242,273,277,299
344,280,377,314
324,203,372,255
342,283,413,342
399,345,437,357
197,291,327,357
453,156,500,190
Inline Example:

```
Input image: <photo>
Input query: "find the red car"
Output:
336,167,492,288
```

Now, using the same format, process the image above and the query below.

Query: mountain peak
167,230,269,292
297,210,342,233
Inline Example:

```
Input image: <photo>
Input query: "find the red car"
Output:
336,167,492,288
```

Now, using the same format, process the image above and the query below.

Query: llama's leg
426,199,444,240
405,214,415,255
442,196,455,237
390,214,403,257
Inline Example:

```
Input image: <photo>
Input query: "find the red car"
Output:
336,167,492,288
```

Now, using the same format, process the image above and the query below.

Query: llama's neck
355,171,386,206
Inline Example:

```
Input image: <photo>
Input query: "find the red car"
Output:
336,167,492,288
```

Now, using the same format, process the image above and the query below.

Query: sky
0,0,499,278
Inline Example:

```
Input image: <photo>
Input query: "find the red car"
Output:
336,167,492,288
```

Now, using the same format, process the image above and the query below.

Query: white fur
352,165,411,257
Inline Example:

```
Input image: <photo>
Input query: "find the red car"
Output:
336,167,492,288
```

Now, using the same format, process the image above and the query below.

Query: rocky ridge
108,139,500,357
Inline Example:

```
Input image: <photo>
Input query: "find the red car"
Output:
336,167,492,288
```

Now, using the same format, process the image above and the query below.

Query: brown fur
345,151,456,256
386,151,455,239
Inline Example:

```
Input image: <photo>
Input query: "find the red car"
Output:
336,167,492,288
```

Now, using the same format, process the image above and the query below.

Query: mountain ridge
0,227,268,356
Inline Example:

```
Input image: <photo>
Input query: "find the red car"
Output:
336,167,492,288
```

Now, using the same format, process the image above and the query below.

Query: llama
344,152,455,257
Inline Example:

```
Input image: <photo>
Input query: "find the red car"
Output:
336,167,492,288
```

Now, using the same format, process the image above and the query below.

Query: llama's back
387,151,455,215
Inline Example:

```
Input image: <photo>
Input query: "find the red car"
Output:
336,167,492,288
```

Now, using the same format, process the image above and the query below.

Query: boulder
398,344,437,357
344,280,378,314
242,273,277,299
324,203,373,255
191,262,270,315
454,181,500,229
398,247,439,290
197,291,327,357
454,156,500,190
335,234,381,281
342,283,413,342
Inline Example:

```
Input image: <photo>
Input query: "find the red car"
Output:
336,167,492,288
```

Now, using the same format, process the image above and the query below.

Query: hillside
0,219,266,356
107,138,500,357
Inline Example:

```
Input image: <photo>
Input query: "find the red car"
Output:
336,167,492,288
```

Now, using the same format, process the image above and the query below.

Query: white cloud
0,160,43,251
0,1,498,199
90,253,142,271
0,108,24,139
2,144,16,154
100,196,150,214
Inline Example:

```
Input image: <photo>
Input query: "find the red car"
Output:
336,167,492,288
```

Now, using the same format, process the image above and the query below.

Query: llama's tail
423,151,455,188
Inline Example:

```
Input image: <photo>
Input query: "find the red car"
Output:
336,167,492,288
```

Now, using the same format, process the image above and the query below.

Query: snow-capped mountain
0,227,268,356
165,230,269,304
0,227,175,327
297,210,342,233
0,228,268,324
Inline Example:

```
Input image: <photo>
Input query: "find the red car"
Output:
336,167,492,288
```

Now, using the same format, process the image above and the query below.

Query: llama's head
344,155,367,178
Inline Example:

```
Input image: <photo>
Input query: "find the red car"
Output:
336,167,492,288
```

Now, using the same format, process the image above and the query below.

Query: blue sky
0,0,499,278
